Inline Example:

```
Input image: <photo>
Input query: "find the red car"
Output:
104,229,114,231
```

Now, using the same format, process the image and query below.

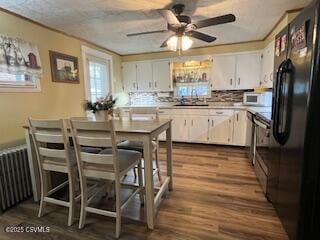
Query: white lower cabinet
208,115,233,144
158,109,170,141
189,116,209,143
172,115,189,142
232,110,248,146
156,108,247,146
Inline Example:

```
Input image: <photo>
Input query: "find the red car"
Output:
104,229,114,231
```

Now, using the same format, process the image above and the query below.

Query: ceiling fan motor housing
177,15,191,24
172,3,185,15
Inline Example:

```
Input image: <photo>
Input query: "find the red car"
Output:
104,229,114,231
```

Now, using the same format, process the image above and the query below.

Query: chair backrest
28,118,72,171
112,108,123,120
70,120,119,180
129,107,159,121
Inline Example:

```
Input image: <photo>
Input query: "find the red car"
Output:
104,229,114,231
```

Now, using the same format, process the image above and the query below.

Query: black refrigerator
268,1,320,239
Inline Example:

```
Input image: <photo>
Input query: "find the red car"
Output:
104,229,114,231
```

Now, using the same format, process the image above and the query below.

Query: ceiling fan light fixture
167,35,178,51
167,35,193,52
181,35,193,51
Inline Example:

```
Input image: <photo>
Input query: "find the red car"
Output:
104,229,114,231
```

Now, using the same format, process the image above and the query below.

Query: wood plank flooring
0,143,288,240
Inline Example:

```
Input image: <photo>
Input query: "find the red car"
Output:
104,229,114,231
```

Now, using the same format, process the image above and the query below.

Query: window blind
87,56,109,101
0,72,36,88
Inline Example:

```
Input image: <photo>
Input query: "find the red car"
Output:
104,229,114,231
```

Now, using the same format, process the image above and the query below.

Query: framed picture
49,50,79,83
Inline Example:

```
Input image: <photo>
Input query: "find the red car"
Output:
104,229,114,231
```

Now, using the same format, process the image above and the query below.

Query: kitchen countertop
255,112,272,123
120,103,272,113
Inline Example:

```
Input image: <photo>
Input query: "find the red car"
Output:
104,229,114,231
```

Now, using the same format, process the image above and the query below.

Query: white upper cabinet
211,55,236,90
235,53,262,90
122,62,137,92
136,62,153,91
260,41,275,88
152,60,171,91
211,52,262,90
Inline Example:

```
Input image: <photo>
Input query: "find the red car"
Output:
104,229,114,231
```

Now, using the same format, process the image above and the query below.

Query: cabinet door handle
230,78,233,85
155,81,157,88
264,74,267,83
270,72,273,81
237,113,239,121
216,111,223,114
133,82,136,89
191,120,194,126
212,120,214,127
184,119,186,126
149,82,151,88
238,77,240,85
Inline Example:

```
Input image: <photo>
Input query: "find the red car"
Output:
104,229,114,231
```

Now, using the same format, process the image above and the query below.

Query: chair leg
115,179,121,239
67,172,75,226
137,162,144,206
78,178,87,229
38,169,47,218
155,149,161,182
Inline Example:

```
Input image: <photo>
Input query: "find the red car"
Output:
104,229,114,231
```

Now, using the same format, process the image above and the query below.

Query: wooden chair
70,119,144,238
117,107,161,181
28,118,78,226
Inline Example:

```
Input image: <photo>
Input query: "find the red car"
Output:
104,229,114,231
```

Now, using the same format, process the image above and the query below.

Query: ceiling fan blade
160,34,175,48
159,9,180,25
187,31,216,42
127,30,168,37
194,14,236,29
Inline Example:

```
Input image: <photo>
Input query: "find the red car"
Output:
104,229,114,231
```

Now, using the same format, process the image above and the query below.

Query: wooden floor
0,143,288,240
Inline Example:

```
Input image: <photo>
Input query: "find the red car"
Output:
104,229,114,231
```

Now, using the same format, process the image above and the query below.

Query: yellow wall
0,10,121,148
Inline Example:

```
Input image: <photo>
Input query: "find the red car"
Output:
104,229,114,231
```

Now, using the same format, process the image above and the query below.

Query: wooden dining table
23,118,173,229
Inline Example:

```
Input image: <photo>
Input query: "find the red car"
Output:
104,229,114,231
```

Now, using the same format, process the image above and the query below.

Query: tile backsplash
128,90,249,105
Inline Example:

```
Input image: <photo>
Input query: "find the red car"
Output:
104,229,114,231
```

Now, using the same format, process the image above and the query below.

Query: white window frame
81,45,114,101
0,73,41,93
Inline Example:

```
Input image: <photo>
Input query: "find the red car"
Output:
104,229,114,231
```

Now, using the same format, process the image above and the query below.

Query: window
0,72,40,91
175,82,210,98
82,46,113,102
88,58,109,101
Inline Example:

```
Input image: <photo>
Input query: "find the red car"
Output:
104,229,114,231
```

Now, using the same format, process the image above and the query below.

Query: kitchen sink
174,104,209,106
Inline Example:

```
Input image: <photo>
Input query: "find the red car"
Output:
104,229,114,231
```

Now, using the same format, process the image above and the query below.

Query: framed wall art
49,50,79,83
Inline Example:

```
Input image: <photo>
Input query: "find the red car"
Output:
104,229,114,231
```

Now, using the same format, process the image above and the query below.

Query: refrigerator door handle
274,59,293,145
273,60,286,143
278,59,293,143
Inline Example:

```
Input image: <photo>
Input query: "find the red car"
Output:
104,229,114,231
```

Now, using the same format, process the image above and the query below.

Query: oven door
246,111,255,164
254,117,270,195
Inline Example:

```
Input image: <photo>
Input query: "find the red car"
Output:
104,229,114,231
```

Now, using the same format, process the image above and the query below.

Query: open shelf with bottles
172,59,212,98
172,59,212,84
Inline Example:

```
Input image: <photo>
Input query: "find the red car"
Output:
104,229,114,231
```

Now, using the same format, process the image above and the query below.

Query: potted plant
84,95,116,120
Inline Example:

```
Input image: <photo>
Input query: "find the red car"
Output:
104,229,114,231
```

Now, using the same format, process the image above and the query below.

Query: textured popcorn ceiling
0,0,312,55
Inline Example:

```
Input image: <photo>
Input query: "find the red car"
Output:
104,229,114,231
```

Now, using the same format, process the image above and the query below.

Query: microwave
243,92,272,106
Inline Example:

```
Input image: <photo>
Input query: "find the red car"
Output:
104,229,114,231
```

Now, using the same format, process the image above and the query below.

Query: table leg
166,122,173,190
25,129,40,202
143,135,155,229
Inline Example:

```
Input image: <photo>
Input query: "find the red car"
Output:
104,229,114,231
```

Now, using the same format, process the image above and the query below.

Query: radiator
0,145,32,213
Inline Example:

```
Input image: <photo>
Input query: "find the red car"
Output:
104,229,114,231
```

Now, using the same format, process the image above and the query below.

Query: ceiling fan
126,3,236,50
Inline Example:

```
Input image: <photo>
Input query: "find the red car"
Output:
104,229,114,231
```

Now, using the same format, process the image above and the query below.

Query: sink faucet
191,88,198,104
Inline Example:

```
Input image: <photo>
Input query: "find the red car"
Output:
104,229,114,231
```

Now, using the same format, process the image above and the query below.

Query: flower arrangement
84,95,116,114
